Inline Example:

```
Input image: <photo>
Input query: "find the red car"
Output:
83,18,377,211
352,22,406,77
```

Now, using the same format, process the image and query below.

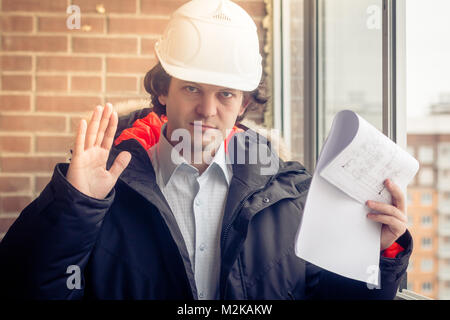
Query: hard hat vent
212,0,231,22
213,12,231,21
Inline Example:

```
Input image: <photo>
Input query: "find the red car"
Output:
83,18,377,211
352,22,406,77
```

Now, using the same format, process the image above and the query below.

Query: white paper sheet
294,110,419,286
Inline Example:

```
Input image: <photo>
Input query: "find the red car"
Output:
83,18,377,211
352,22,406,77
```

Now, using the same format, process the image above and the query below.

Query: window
422,282,433,293
421,192,433,206
316,0,383,152
418,146,434,164
421,216,433,227
279,0,446,299
422,237,433,250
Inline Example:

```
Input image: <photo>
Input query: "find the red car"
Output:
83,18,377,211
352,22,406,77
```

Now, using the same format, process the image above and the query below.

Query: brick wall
0,0,267,238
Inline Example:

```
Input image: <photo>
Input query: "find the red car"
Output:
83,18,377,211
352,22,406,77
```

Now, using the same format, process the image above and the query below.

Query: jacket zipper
220,168,306,253
220,168,306,298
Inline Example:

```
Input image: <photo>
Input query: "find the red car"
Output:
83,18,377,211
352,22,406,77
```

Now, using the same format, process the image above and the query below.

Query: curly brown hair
143,62,268,123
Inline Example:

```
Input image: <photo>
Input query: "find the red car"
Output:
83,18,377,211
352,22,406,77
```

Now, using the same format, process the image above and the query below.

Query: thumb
109,151,132,179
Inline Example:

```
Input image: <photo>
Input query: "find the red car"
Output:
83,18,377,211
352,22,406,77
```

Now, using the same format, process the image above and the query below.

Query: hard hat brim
156,47,261,93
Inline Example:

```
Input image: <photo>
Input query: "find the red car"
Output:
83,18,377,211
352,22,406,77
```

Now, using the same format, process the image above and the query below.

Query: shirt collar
151,123,232,188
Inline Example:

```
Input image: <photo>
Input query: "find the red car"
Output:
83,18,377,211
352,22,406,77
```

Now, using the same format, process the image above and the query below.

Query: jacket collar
148,123,232,187
111,110,307,190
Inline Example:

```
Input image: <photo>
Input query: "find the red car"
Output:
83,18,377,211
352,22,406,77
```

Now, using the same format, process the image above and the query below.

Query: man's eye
186,86,199,93
221,92,233,98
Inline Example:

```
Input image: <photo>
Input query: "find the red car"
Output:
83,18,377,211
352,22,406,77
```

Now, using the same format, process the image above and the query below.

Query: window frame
275,0,412,295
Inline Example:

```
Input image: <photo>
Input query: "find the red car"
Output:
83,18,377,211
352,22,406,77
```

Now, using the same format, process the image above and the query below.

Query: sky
406,0,450,117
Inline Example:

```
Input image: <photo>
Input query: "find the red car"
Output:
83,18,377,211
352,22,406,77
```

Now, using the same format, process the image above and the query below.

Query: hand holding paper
366,179,408,251
294,110,418,286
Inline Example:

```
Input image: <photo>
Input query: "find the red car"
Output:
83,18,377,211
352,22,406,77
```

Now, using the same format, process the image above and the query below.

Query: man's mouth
190,122,218,131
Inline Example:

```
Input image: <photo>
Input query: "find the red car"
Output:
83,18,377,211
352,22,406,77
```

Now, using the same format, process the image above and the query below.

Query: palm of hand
68,146,115,199
66,104,131,200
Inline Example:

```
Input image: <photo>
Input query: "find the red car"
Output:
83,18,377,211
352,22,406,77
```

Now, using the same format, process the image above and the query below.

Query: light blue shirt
147,124,232,300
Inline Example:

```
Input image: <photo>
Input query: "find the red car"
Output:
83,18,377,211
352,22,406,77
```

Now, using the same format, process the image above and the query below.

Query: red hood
114,111,243,153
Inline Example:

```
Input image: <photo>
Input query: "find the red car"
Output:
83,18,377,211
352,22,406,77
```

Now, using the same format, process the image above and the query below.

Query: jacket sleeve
304,230,413,300
0,163,114,300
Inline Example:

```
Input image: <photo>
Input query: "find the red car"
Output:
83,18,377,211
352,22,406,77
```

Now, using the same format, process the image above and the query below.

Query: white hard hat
155,0,263,92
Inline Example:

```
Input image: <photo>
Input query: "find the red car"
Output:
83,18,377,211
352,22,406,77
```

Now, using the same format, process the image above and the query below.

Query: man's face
158,77,247,150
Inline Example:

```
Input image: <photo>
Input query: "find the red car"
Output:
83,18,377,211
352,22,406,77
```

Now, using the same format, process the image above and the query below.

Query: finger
109,151,132,180
94,103,113,147
101,110,118,150
366,200,407,223
367,213,406,237
385,179,405,212
73,118,87,157
85,105,104,149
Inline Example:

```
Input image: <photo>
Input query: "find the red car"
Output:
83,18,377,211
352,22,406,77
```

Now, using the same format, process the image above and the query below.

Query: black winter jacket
0,108,412,299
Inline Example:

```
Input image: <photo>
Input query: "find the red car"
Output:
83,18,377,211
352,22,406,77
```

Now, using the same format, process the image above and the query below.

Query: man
0,0,411,299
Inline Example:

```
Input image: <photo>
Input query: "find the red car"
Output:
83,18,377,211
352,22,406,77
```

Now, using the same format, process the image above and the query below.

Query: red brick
106,57,156,74
2,0,67,12
108,17,168,35
70,116,84,133
2,35,67,52
0,136,31,153
72,37,137,54
1,75,32,91
106,76,138,92
0,95,30,111
71,76,102,92
37,56,102,72
141,0,186,15
71,0,136,13
0,176,31,193
36,75,68,92
0,15,33,32
0,55,32,71
0,218,17,233
105,96,145,106
0,156,66,173
0,115,66,132
36,96,102,113
35,175,51,193
0,196,32,213
141,38,158,55
35,135,74,153
38,16,105,33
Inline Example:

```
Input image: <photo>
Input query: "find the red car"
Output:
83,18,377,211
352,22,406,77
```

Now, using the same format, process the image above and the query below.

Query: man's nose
196,93,218,118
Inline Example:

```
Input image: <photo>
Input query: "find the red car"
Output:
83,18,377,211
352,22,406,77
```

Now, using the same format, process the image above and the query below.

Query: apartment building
407,107,450,299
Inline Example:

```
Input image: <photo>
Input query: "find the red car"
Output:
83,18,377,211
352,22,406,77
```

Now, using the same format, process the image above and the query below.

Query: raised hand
66,103,132,200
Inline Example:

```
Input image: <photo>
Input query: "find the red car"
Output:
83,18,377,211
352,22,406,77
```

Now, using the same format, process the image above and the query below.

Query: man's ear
238,97,250,116
158,95,167,106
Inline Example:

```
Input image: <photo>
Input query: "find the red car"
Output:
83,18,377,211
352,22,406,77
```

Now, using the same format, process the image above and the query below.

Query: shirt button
199,243,207,251
199,292,204,299
263,197,270,203
195,198,201,206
